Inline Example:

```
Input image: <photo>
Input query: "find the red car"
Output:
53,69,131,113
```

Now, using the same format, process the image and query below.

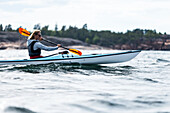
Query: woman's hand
39,37,43,41
57,44,62,47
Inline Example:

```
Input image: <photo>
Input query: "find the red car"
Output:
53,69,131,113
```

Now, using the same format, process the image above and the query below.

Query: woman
27,30,61,59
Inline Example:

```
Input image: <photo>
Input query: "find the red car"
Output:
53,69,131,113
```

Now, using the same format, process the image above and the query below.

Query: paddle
18,27,82,56
42,39,82,56
43,51,69,58
18,28,31,36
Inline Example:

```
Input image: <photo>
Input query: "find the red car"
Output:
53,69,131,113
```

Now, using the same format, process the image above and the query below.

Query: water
0,50,170,113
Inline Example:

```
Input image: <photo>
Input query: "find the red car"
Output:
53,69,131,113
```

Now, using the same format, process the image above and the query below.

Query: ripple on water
134,100,164,106
4,106,37,113
157,59,170,63
70,104,101,113
143,78,159,83
89,99,126,108
134,96,165,107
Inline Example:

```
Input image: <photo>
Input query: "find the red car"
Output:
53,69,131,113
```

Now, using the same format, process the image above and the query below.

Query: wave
143,78,159,83
157,59,170,63
134,100,164,105
70,104,100,113
70,99,126,113
4,63,135,76
89,99,126,108
4,106,37,113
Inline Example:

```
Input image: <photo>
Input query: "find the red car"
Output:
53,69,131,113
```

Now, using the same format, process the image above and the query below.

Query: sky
0,0,170,34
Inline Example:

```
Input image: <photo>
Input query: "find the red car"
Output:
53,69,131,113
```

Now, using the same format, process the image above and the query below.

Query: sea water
0,49,170,113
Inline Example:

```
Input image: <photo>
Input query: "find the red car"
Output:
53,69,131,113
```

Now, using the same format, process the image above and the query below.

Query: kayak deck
0,50,141,65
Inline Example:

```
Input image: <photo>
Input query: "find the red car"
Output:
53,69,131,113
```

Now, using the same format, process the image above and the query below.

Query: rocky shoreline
0,31,170,50
0,31,112,50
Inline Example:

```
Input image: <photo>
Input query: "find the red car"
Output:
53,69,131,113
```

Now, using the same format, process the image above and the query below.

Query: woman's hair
28,30,41,39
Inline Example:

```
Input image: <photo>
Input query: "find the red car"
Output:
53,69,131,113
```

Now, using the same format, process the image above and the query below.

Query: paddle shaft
42,39,68,50
43,51,69,58
43,39,82,56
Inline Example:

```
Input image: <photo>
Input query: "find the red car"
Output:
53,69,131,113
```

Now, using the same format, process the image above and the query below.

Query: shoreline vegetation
0,24,170,50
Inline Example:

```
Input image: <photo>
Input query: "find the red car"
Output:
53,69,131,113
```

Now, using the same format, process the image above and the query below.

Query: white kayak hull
0,50,141,65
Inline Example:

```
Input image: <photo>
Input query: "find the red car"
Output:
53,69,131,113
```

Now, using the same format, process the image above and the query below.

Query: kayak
0,50,141,65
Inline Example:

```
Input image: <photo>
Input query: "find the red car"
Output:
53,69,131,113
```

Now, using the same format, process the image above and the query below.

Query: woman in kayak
27,30,61,59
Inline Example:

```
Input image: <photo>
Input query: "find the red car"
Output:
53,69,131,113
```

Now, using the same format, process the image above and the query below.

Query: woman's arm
34,42,59,51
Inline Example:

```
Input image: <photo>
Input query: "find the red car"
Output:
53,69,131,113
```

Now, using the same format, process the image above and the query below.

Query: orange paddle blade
18,28,31,36
69,49,82,56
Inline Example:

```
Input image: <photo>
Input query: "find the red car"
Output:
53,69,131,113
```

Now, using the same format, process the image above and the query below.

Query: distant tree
145,30,156,39
60,25,66,37
4,24,12,31
55,24,58,32
85,37,90,43
41,25,49,35
82,24,87,29
61,25,66,31
33,23,41,30
49,30,56,36
133,29,144,37
64,26,78,39
8,24,12,31
55,24,59,36
92,34,100,44
0,24,3,31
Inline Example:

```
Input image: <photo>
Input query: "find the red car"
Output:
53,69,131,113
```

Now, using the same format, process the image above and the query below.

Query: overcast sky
0,0,170,33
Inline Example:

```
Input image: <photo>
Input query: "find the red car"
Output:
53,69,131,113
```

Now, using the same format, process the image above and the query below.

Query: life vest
28,41,41,57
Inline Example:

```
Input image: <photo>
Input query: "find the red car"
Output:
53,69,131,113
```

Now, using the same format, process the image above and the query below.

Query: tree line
0,23,165,48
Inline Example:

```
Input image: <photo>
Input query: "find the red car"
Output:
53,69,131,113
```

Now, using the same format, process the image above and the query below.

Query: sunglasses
38,34,41,37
